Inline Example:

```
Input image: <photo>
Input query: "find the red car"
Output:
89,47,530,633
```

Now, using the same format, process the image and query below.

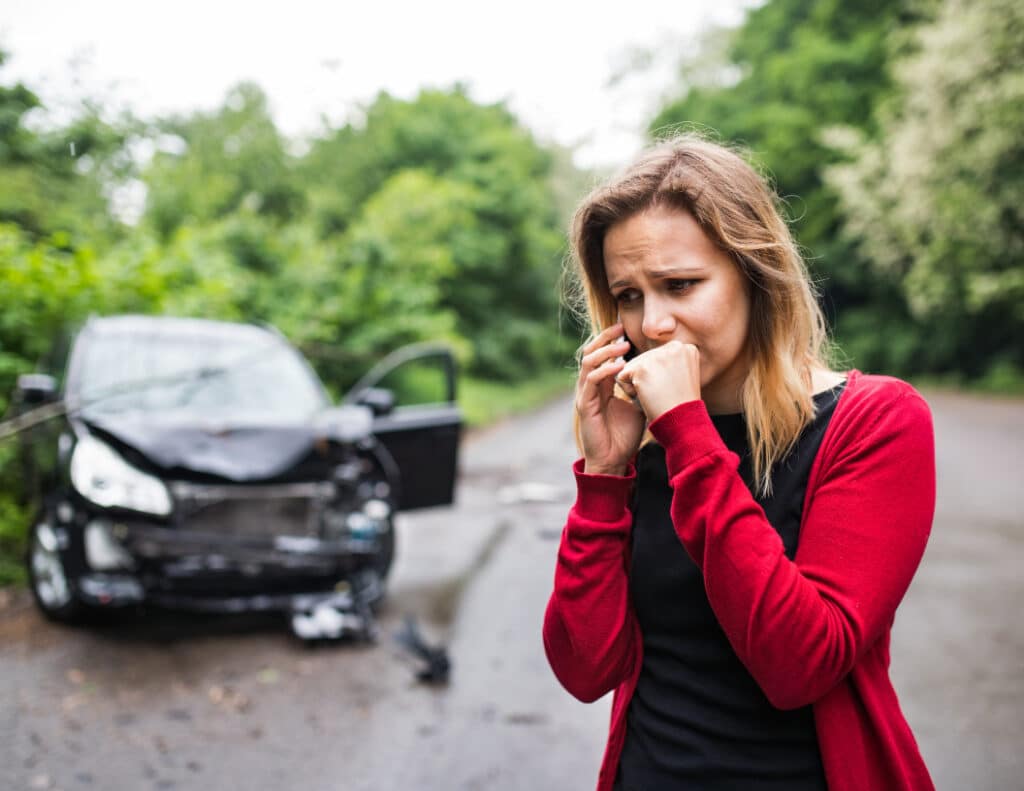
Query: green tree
826,0,1024,378
0,50,130,245
142,82,306,240
302,88,570,378
0,225,109,582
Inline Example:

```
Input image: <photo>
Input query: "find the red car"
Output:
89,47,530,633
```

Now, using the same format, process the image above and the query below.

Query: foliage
0,477,28,586
825,0,1024,377
0,52,132,245
459,368,576,429
301,89,572,378
142,83,306,239
135,85,573,384
0,225,101,584
0,226,101,406
0,44,162,565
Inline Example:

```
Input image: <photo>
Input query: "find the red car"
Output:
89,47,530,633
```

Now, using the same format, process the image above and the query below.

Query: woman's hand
615,340,701,422
576,324,646,476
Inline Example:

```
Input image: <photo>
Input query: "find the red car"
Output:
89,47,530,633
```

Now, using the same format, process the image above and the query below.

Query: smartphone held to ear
616,314,639,362
614,334,643,410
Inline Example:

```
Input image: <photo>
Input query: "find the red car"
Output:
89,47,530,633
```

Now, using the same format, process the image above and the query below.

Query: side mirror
16,374,58,406
355,387,396,417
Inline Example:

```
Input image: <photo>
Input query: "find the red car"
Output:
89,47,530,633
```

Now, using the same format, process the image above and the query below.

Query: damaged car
11,315,461,637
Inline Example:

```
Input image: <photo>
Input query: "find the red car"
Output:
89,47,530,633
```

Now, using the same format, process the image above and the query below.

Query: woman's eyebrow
609,266,704,290
650,266,705,278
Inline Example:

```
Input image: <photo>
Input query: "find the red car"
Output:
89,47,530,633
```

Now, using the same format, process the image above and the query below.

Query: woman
543,135,935,791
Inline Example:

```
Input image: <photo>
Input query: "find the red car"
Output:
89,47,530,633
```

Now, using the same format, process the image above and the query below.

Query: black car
11,315,461,636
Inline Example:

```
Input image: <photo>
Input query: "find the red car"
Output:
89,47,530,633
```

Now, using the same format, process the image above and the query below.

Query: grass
0,496,28,587
458,366,576,428
910,363,1024,399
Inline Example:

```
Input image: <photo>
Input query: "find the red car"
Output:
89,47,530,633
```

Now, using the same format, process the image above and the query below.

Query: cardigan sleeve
542,459,641,703
648,381,936,710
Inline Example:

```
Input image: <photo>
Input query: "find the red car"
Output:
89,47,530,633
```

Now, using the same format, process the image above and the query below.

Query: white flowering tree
827,0,1024,379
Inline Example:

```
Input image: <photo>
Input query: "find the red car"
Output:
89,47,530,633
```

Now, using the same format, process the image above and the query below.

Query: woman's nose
641,297,676,340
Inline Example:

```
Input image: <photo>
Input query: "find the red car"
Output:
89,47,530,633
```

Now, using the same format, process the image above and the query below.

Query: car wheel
27,515,82,623
373,511,396,584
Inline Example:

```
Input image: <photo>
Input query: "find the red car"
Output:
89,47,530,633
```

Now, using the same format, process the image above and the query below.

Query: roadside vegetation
460,369,576,429
1,0,1021,584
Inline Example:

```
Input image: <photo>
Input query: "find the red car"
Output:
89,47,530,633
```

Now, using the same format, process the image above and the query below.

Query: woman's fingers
580,330,630,376
577,365,629,425
576,325,648,468
615,374,638,400
620,340,701,420
577,355,624,403
580,323,626,359
580,343,630,380
584,356,625,386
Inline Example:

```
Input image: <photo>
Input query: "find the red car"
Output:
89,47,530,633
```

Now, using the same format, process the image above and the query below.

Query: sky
0,0,753,169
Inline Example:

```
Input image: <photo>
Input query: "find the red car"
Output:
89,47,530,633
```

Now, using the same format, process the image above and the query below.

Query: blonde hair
566,134,835,495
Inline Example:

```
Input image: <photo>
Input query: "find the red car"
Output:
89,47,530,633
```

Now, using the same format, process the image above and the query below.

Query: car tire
374,511,396,585
26,514,84,623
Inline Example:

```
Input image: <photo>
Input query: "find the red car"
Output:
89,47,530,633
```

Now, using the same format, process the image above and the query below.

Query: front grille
169,481,335,541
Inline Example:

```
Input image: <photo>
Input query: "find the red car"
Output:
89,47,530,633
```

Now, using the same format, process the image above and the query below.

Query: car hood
83,407,373,483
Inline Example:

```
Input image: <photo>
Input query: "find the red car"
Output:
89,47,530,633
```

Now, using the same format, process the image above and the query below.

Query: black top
615,383,845,791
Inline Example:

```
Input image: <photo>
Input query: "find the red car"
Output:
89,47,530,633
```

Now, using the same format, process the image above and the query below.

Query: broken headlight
71,435,172,516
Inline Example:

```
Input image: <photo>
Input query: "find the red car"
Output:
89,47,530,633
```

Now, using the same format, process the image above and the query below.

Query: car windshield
71,323,328,422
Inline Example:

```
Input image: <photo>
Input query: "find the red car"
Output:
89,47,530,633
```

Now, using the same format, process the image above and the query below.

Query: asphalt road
1,388,1021,791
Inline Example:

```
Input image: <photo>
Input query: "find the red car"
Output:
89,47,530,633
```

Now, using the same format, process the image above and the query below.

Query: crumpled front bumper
78,519,381,614
77,567,381,616
76,569,379,640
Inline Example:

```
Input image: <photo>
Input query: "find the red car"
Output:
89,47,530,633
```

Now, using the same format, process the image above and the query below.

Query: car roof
81,315,280,345
64,315,327,404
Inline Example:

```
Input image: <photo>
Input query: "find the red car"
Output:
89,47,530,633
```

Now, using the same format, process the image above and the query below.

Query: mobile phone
615,332,643,410
616,313,639,362
624,336,639,362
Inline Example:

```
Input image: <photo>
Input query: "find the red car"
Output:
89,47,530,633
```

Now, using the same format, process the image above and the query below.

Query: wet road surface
1,388,1021,790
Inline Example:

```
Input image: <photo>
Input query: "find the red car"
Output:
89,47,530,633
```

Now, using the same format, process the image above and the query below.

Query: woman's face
603,205,752,413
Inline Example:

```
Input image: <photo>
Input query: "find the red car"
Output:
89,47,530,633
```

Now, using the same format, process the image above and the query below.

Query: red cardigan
543,371,935,791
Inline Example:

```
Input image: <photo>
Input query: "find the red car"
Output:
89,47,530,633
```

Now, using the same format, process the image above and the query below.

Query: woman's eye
667,279,698,293
614,290,640,305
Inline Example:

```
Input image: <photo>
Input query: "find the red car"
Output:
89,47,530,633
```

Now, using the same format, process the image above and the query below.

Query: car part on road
289,580,377,642
394,614,451,684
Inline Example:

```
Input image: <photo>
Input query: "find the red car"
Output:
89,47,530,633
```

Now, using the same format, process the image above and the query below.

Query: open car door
343,344,461,511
